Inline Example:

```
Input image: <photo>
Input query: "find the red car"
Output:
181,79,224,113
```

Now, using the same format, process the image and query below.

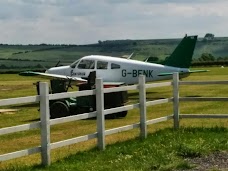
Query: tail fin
162,35,198,68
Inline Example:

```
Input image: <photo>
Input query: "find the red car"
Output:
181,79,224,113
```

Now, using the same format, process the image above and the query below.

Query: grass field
0,67,227,170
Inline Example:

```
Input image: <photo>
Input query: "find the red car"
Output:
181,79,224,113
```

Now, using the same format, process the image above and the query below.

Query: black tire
50,101,70,119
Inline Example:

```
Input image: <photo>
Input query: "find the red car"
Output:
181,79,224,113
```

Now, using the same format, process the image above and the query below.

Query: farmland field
0,67,227,170
1,37,228,73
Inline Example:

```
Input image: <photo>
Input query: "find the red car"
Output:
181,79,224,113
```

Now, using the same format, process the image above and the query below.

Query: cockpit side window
97,61,108,69
111,63,120,69
78,60,95,69
70,60,79,68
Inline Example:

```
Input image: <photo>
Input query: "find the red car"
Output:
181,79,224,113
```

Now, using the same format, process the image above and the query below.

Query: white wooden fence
0,73,227,166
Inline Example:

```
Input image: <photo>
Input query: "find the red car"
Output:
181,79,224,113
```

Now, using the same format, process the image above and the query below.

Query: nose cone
46,66,71,76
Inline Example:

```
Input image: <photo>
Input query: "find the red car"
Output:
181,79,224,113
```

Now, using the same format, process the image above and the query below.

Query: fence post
96,78,105,150
39,82,51,166
139,75,147,139
173,72,180,129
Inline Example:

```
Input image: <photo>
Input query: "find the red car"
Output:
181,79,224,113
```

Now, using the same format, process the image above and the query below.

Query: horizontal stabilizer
187,70,210,73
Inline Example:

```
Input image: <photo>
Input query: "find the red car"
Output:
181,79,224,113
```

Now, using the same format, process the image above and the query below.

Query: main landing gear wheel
50,101,70,119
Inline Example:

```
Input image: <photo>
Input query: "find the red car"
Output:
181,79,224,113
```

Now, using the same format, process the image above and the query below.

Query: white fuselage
46,55,189,84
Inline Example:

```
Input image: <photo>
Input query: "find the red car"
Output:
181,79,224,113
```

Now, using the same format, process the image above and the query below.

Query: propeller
40,64,47,70
66,77,73,91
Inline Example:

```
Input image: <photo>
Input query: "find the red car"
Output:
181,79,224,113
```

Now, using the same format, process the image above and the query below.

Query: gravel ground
177,151,228,171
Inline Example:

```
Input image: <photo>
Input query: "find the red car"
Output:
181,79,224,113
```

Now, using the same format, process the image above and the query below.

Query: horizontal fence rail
49,89,96,100
0,122,40,136
0,147,41,162
0,73,227,166
0,95,39,106
51,133,98,150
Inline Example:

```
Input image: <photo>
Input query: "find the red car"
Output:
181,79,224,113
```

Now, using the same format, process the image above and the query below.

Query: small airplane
20,35,207,86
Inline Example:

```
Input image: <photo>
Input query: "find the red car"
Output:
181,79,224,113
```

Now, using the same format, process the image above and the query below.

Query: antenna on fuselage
55,60,61,67
127,52,134,59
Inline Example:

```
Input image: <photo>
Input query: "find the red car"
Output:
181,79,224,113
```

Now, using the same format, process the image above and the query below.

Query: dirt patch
0,109,19,114
0,88,11,91
177,151,228,171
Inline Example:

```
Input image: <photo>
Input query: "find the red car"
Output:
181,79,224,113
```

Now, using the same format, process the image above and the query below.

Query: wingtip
19,71,37,76
19,71,29,76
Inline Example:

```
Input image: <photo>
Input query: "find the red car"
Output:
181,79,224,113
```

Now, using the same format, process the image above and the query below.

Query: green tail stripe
158,70,209,76
162,35,198,68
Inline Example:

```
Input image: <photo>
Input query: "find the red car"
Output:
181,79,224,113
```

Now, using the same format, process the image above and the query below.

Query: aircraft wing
19,71,126,87
157,69,209,76
19,71,87,83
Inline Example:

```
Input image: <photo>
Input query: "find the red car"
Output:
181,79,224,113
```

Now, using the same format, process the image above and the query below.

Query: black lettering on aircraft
133,70,137,77
122,69,126,77
122,69,153,78
71,70,86,76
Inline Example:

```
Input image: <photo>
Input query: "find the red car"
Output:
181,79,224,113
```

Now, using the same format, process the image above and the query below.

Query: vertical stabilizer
162,35,198,68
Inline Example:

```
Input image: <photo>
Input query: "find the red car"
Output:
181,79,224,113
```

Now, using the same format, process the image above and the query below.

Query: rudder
162,35,198,68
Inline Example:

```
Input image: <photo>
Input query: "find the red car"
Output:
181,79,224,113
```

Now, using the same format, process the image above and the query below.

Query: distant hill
0,36,228,72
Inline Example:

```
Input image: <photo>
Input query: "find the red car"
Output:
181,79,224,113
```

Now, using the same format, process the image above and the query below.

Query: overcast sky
0,0,227,44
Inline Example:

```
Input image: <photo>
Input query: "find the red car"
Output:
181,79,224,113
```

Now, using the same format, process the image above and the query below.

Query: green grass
2,127,228,171
0,67,228,170
0,74,48,99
